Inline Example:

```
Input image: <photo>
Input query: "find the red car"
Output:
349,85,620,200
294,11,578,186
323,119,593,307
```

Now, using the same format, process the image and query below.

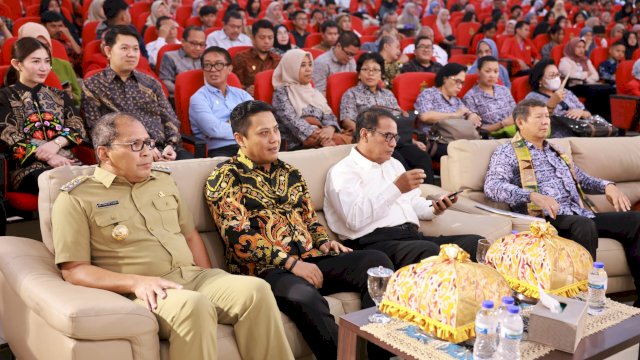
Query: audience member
272,24,296,55
402,26,448,65
400,36,444,74
581,26,596,57
378,35,402,89
96,0,149,58
324,107,480,269
206,11,252,49
463,56,516,135
0,37,85,194
524,59,591,137
159,26,205,96
146,16,180,67
415,63,481,158
40,0,80,45
425,0,441,15
190,46,253,157
379,0,399,21
247,0,261,18
625,58,640,96
361,24,397,52
599,40,625,86
502,19,516,36
18,23,81,108
264,2,285,25
52,112,294,360
86,0,105,23
312,31,360,93
205,100,393,360
436,9,456,50
541,24,564,59
41,11,81,72
500,21,539,75
484,99,640,307
340,53,435,183
532,11,554,38
551,0,568,18
309,9,325,32
610,23,625,42
0,17,13,47
559,38,599,86
623,31,639,60
232,20,281,95
144,0,171,35
313,20,339,52
468,38,512,88
290,10,310,48
82,26,188,161
273,49,350,150
199,5,217,28
336,13,361,36
398,3,420,36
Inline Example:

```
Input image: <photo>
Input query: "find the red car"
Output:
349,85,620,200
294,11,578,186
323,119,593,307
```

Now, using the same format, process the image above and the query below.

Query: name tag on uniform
97,200,119,209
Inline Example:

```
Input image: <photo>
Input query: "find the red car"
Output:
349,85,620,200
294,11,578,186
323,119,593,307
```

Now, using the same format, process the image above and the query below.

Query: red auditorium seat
326,72,358,119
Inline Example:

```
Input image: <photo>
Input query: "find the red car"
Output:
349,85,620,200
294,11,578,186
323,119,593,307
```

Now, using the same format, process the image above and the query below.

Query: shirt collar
329,47,340,63
236,149,281,171
204,81,227,96
356,80,382,94
104,67,138,83
94,166,157,188
350,146,383,169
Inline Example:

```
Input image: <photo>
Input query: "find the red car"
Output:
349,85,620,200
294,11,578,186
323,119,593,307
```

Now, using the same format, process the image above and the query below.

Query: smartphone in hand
428,191,462,207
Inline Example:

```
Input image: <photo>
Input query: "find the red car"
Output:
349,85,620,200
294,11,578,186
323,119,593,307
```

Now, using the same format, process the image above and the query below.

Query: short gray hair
91,112,139,148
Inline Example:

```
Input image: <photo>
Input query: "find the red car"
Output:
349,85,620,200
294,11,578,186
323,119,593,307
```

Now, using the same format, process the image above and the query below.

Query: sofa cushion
569,137,640,183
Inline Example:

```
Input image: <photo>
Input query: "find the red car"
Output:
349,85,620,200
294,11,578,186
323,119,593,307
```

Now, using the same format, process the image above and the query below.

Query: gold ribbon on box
485,222,593,299
379,244,512,343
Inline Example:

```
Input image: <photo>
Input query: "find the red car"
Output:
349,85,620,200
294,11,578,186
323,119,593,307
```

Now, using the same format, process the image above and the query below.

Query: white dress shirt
403,43,448,65
146,37,181,67
324,147,436,241
205,30,252,49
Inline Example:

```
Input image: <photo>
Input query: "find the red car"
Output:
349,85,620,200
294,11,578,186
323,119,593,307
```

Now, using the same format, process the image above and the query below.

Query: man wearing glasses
189,46,253,157
312,31,360,94
205,11,252,49
52,112,294,360
324,108,481,269
400,36,443,74
158,26,206,97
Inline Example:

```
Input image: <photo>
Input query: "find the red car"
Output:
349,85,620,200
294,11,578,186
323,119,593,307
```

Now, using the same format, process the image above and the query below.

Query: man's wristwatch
53,137,65,148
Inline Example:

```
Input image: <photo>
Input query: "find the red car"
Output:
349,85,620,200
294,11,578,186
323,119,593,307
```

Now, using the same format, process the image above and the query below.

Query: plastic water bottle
495,305,523,360
473,300,498,360
587,262,607,315
496,296,515,335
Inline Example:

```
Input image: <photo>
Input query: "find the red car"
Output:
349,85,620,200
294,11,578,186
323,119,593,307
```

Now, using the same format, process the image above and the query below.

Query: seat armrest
181,134,208,158
0,237,159,340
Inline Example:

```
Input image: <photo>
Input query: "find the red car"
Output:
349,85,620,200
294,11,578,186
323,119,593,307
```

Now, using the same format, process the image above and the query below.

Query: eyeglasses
203,62,229,72
360,67,382,74
368,129,400,143
339,45,358,58
545,72,561,79
187,40,206,48
110,139,156,152
416,44,433,50
449,77,464,86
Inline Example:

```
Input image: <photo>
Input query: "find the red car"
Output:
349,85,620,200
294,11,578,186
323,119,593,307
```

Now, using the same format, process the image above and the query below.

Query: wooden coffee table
338,307,640,360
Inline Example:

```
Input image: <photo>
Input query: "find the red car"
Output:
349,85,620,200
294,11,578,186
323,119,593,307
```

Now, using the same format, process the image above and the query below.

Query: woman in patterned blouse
0,37,85,194
272,49,350,150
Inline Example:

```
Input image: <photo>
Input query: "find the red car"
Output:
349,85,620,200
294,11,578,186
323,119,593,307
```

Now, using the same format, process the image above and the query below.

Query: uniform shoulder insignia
59,175,90,192
152,164,172,173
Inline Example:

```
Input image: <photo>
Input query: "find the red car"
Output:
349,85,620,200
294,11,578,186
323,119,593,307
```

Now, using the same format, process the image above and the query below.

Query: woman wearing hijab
503,19,517,36
272,24,296,55
559,38,613,119
146,1,170,28
425,0,442,16
85,0,105,24
18,22,81,107
468,38,512,88
399,3,421,36
625,58,640,96
437,9,456,51
264,2,285,26
272,49,350,150
623,31,639,60
551,0,567,18
39,0,80,45
580,27,596,57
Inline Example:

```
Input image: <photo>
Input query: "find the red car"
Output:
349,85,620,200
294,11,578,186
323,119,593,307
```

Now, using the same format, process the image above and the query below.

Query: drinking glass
367,266,394,323
476,238,491,264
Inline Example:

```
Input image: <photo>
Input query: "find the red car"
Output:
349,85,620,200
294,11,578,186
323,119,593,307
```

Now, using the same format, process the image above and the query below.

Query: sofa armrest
0,237,159,340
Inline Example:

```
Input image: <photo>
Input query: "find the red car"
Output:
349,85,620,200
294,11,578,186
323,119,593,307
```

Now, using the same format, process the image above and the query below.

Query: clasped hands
287,240,352,289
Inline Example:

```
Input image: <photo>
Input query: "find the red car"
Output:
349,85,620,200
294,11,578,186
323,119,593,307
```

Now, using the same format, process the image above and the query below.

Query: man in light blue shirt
190,46,253,157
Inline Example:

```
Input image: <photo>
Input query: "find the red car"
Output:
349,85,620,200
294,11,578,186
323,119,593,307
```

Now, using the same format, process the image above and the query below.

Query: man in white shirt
205,10,252,49
324,108,480,268
146,16,181,67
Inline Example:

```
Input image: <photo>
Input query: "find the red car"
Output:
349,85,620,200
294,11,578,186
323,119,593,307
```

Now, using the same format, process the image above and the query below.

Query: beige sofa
441,136,640,294
0,144,514,360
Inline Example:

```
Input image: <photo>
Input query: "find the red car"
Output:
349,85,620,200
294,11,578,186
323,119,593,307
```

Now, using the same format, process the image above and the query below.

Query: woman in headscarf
144,1,171,35
437,9,456,50
533,11,555,38
503,19,516,36
559,38,613,119
85,0,105,24
399,3,420,36
39,0,80,45
623,31,639,60
610,23,625,42
524,0,546,22
272,24,296,55
580,27,595,57
18,22,81,107
0,37,85,194
626,58,640,96
468,38,512,88
264,2,285,26
551,0,567,18
425,0,442,16
584,16,600,29
271,49,351,150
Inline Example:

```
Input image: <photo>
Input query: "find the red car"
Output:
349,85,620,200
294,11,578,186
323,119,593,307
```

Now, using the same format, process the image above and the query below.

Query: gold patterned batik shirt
205,151,329,276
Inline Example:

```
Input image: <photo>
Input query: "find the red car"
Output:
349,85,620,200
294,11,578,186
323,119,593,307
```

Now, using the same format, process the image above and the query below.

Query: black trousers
351,223,481,268
567,84,615,121
259,250,393,360
207,144,239,158
550,212,640,298
393,143,435,184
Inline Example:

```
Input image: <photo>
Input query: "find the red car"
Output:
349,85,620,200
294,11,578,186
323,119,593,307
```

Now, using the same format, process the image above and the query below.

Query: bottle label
475,325,496,335
588,282,606,290
501,329,523,340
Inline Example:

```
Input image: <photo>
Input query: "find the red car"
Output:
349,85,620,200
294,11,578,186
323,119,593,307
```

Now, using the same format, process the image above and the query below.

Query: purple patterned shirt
414,87,465,132
463,84,516,125
484,140,611,218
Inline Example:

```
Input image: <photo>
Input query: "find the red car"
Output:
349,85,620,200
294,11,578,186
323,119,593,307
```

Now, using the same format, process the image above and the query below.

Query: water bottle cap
502,296,515,305
482,300,494,309
511,230,519,234
507,305,520,314
593,262,605,269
